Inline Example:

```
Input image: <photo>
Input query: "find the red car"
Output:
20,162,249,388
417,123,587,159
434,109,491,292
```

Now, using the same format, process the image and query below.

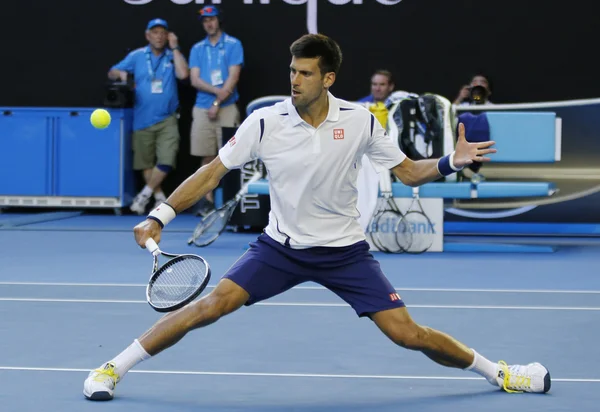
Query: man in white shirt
83,34,550,401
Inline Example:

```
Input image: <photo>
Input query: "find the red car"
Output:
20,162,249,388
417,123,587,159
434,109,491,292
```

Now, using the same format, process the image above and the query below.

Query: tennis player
84,34,550,400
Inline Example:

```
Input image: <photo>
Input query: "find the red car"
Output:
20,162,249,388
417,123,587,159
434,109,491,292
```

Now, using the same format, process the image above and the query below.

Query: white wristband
449,152,463,172
147,202,177,228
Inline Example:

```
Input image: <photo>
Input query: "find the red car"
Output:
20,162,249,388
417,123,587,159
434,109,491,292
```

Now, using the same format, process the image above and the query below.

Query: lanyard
146,49,169,80
206,42,224,68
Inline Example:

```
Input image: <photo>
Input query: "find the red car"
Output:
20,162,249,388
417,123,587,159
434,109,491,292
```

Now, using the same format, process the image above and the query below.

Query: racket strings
400,211,435,253
370,195,411,253
149,257,208,307
192,212,219,236
213,210,230,230
374,210,404,253
190,203,236,247
189,169,262,248
395,215,413,252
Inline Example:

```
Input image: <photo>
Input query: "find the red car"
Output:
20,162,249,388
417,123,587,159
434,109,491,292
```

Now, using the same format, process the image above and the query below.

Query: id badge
210,70,224,86
151,80,163,94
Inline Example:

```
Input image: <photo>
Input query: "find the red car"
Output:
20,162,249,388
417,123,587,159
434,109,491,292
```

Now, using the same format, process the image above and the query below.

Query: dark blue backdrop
2,0,598,223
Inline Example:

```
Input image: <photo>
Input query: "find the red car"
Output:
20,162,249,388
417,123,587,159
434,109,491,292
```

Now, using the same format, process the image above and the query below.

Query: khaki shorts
190,104,241,157
132,115,180,171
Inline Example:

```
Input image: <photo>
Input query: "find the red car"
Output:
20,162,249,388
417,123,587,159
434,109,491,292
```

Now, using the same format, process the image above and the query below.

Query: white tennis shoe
130,193,150,215
83,362,120,401
496,361,551,393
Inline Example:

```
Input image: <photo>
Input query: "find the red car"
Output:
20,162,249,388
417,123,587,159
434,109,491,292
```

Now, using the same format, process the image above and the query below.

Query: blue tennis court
1,213,599,411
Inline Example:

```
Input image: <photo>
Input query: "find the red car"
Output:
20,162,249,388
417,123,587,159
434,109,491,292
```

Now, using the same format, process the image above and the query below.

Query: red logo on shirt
228,136,237,147
333,129,344,140
389,293,402,302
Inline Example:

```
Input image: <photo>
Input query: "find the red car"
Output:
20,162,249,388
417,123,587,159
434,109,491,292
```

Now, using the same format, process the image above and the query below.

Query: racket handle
145,238,160,255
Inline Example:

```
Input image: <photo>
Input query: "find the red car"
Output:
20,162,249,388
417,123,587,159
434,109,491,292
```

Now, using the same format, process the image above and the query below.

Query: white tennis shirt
218,92,407,248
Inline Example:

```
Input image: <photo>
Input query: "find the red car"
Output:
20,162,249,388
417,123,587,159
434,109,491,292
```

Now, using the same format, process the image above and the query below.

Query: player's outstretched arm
165,156,230,213
133,157,230,247
392,123,496,187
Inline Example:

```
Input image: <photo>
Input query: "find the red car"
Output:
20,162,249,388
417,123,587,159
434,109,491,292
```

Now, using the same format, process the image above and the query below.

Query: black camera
103,77,134,108
468,85,489,105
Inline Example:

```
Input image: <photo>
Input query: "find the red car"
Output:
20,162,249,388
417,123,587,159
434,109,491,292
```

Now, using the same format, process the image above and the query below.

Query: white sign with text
366,197,444,253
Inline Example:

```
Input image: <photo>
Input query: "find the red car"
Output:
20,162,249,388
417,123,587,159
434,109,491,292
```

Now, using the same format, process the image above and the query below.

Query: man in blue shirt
358,69,395,106
189,5,244,215
109,18,189,215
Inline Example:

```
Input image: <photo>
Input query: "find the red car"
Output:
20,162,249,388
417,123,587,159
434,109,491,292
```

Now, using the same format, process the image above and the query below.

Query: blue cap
198,5,219,18
147,18,168,30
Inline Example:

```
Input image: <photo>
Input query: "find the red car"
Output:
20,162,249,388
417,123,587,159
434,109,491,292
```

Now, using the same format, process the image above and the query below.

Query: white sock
140,185,153,198
109,339,151,379
466,349,499,386
154,190,166,202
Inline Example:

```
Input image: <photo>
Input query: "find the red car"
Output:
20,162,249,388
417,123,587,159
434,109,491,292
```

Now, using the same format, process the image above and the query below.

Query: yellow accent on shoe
498,360,531,393
93,362,120,384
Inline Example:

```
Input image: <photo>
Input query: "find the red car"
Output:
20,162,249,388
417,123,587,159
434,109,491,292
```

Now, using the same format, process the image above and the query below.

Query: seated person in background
358,69,395,105
453,73,494,106
356,70,397,231
358,70,415,129
358,70,395,129
109,18,189,215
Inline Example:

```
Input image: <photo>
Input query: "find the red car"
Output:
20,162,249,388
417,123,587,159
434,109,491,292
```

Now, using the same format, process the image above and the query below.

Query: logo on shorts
389,293,402,302
333,129,344,140
228,136,237,147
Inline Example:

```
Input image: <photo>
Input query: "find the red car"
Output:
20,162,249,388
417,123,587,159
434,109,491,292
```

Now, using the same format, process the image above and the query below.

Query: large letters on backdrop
121,0,403,34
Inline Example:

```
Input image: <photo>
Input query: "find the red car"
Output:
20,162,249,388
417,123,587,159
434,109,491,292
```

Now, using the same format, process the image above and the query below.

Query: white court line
1,282,600,294
0,366,598,382
0,297,599,311
0,282,144,287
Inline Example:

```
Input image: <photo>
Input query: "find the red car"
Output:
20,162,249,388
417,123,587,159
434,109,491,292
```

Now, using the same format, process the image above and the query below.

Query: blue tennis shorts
223,233,405,317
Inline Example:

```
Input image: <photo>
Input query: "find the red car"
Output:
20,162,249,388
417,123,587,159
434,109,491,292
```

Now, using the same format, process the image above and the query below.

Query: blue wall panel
0,111,52,195
54,110,122,197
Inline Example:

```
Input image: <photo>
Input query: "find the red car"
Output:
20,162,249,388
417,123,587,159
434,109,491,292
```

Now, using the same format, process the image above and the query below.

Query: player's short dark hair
290,34,343,76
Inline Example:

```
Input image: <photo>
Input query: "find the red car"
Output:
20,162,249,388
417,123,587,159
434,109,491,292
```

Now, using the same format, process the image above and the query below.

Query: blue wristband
437,152,462,176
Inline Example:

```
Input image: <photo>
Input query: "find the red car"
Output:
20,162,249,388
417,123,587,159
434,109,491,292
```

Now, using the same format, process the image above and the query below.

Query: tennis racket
188,170,263,247
145,238,211,312
397,187,435,254
367,171,410,253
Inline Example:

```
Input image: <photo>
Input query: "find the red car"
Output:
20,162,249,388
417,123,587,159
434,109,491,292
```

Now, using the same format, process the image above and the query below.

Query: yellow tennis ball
90,109,111,129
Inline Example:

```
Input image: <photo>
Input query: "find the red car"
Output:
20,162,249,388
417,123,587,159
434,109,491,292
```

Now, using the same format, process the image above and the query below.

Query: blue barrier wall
0,108,135,208
451,99,600,225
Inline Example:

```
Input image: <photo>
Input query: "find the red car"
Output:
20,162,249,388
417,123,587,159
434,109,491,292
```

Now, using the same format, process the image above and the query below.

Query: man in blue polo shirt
358,69,396,106
188,5,244,216
109,18,189,215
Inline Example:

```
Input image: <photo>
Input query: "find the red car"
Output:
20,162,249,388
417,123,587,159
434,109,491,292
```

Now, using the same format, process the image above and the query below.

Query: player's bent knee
185,295,228,329
200,295,226,321
393,324,429,350
210,279,250,313
382,319,429,350
373,308,428,350
187,280,248,328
